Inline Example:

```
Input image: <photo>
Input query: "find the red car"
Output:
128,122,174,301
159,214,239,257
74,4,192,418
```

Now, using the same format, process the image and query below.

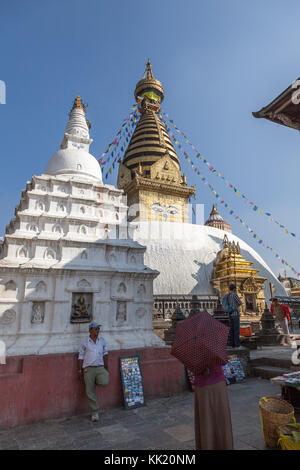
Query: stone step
250,365,290,380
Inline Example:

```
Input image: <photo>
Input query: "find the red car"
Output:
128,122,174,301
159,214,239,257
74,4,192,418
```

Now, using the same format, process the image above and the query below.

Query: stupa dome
46,96,102,182
46,148,102,181
133,221,287,300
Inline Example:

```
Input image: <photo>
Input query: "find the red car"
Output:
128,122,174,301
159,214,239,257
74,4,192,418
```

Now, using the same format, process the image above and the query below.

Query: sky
1,0,300,279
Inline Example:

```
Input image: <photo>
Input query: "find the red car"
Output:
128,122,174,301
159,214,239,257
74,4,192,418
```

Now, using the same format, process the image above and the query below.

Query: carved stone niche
70,292,92,323
36,281,47,293
240,277,259,294
0,309,16,325
31,302,45,324
5,280,17,291
240,277,261,316
117,282,127,296
116,301,127,326
137,284,146,297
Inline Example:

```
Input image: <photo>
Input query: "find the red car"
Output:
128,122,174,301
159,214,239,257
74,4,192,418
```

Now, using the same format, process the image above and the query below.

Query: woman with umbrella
171,310,233,450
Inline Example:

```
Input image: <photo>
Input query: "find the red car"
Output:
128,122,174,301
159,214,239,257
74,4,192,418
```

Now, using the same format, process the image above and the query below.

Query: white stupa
0,97,163,356
133,221,287,300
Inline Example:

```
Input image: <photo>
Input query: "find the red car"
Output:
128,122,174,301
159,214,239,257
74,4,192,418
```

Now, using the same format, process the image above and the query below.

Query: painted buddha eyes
150,203,179,217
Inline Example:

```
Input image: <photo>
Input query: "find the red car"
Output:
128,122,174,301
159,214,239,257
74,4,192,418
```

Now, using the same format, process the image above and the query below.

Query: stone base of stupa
254,333,291,346
0,346,185,430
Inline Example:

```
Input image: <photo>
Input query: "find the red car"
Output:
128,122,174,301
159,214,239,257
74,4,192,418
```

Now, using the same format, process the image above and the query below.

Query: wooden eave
253,77,300,131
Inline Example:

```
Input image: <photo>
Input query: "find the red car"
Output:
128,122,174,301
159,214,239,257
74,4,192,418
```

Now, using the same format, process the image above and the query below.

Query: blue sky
1,0,300,278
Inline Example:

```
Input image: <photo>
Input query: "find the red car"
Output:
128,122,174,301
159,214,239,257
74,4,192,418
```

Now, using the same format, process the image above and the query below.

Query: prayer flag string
98,106,139,180
160,110,300,243
160,112,300,276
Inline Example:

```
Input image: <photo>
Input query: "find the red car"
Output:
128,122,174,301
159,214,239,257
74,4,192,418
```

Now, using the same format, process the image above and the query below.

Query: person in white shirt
78,322,109,422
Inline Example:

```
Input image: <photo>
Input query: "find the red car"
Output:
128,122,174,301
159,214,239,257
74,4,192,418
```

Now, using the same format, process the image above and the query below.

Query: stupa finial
134,60,164,107
61,96,92,150
143,59,154,80
73,95,83,109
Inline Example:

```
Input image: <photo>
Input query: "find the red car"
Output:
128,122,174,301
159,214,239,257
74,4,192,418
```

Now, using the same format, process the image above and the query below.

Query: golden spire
211,204,219,215
223,234,229,249
134,59,164,105
143,59,154,79
117,61,196,222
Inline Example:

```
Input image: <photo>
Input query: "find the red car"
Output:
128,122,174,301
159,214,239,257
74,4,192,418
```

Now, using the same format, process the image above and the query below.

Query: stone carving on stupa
211,234,267,323
31,302,45,324
71,293,92,323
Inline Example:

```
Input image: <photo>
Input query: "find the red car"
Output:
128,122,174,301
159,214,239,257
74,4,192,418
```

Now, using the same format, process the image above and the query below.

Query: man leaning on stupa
78,322,110,422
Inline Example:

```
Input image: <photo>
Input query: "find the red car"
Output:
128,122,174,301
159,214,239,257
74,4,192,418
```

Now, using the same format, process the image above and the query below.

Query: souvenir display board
119,356,145,410
222,355,245,385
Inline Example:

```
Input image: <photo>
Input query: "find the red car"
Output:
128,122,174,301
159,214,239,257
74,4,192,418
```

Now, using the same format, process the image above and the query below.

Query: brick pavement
0,377,291,450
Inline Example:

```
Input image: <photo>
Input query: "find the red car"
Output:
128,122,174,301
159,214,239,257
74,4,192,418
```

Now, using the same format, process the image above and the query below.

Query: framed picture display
119,355,146,410
222,355,245,385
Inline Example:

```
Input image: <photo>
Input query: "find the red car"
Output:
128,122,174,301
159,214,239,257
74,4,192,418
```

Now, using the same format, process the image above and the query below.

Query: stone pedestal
188,295,201,317
213,298,230,328
255,303,288,345
164,305,186,345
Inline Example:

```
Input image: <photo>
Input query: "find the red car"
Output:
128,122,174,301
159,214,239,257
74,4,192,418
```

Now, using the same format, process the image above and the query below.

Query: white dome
46,148,102,182
133,221,287,301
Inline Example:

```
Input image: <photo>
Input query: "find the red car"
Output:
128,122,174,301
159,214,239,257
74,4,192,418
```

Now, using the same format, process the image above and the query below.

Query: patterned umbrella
171,311,229,374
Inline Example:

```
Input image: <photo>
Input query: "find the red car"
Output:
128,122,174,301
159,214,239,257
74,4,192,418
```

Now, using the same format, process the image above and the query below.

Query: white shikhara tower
0,97,163,356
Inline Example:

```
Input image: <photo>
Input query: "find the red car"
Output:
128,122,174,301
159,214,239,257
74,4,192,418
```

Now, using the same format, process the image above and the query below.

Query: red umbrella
171,311,229,375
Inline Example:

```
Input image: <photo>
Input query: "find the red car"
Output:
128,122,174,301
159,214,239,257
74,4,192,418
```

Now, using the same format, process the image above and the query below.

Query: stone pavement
0,377,295,450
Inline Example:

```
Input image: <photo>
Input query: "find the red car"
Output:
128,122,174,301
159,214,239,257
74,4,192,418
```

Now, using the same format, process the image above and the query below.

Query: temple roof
253,77,300,131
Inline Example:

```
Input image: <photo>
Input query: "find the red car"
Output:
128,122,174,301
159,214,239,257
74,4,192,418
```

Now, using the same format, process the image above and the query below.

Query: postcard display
119,356,146,409
222,355,246,385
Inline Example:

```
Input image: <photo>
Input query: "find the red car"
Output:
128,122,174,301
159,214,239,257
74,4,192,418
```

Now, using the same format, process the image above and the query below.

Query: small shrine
211,234,267,326
205,205,232,233
290,281,300,298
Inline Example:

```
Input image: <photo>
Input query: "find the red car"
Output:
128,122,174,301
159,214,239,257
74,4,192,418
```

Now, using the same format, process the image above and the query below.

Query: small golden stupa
212,234,266,322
